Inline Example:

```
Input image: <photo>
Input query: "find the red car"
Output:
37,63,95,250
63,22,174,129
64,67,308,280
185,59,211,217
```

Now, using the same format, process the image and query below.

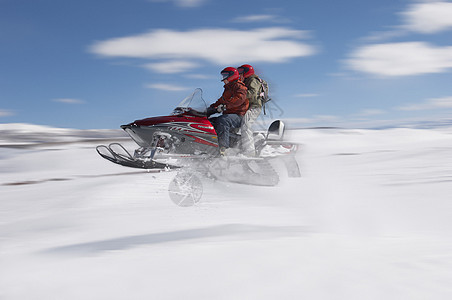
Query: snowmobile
96,88,300,206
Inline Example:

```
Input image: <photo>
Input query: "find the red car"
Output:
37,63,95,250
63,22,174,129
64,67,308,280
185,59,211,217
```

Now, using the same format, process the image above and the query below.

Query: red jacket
210,80,249,116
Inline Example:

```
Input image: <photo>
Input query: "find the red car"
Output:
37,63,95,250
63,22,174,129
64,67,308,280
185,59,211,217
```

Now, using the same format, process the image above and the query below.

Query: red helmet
220,67,239,82
237,64,255,78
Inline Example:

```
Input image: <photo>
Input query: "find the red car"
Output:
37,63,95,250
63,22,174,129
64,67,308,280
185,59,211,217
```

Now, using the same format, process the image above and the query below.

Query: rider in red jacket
210,73,248,115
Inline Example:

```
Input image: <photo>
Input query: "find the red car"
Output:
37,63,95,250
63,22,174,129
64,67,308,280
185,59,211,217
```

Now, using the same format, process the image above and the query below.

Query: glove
216,104,226,113
206,106,217,116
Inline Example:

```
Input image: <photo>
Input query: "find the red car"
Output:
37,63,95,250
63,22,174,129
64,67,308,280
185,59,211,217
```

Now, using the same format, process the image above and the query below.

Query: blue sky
1,0,452,129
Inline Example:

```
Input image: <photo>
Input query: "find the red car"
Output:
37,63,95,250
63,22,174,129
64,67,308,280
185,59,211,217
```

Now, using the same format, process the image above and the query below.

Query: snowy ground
1,125,452,299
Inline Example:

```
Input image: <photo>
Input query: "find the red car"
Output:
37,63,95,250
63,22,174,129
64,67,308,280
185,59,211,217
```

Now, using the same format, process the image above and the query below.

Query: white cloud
144,60,199,73
346,42,452,76
233,15,279,23
293,93,319,98
184,74,213,79
53,98,85,104
362,28,407,43
148,0,207,8
366,1,452,42
357,109,385,116
348,2,452,77
398,96,452,111
0,109,14,117
313,115,342,122
402,1,452,34
90,27,316,71
175,0,206,7
145,83,190,91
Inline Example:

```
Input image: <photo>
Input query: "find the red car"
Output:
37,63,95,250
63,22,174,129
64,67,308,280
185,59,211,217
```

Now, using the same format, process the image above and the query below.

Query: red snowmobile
96,89,300,206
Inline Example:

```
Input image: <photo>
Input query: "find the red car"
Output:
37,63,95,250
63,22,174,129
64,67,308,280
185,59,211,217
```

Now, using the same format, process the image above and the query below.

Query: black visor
221,71,231,81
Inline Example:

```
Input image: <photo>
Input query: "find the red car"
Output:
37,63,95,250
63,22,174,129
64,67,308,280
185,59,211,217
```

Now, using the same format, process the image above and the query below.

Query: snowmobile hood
120,114,216,135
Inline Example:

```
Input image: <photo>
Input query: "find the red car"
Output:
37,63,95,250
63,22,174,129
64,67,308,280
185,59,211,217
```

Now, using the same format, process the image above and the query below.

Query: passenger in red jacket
209,67,248,155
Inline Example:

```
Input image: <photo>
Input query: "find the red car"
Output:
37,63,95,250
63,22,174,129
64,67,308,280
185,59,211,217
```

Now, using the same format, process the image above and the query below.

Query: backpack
257,77,271,114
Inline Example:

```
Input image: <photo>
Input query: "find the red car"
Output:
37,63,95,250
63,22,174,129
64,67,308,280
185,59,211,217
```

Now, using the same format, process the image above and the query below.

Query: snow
0,123,127,146
1,125,452,299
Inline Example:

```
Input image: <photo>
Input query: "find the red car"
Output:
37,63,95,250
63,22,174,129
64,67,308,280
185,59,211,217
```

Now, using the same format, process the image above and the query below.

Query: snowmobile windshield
172,88,208,116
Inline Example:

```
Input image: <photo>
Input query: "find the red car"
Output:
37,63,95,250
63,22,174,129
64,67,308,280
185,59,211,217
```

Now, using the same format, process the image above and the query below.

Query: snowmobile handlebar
206,106,218,117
